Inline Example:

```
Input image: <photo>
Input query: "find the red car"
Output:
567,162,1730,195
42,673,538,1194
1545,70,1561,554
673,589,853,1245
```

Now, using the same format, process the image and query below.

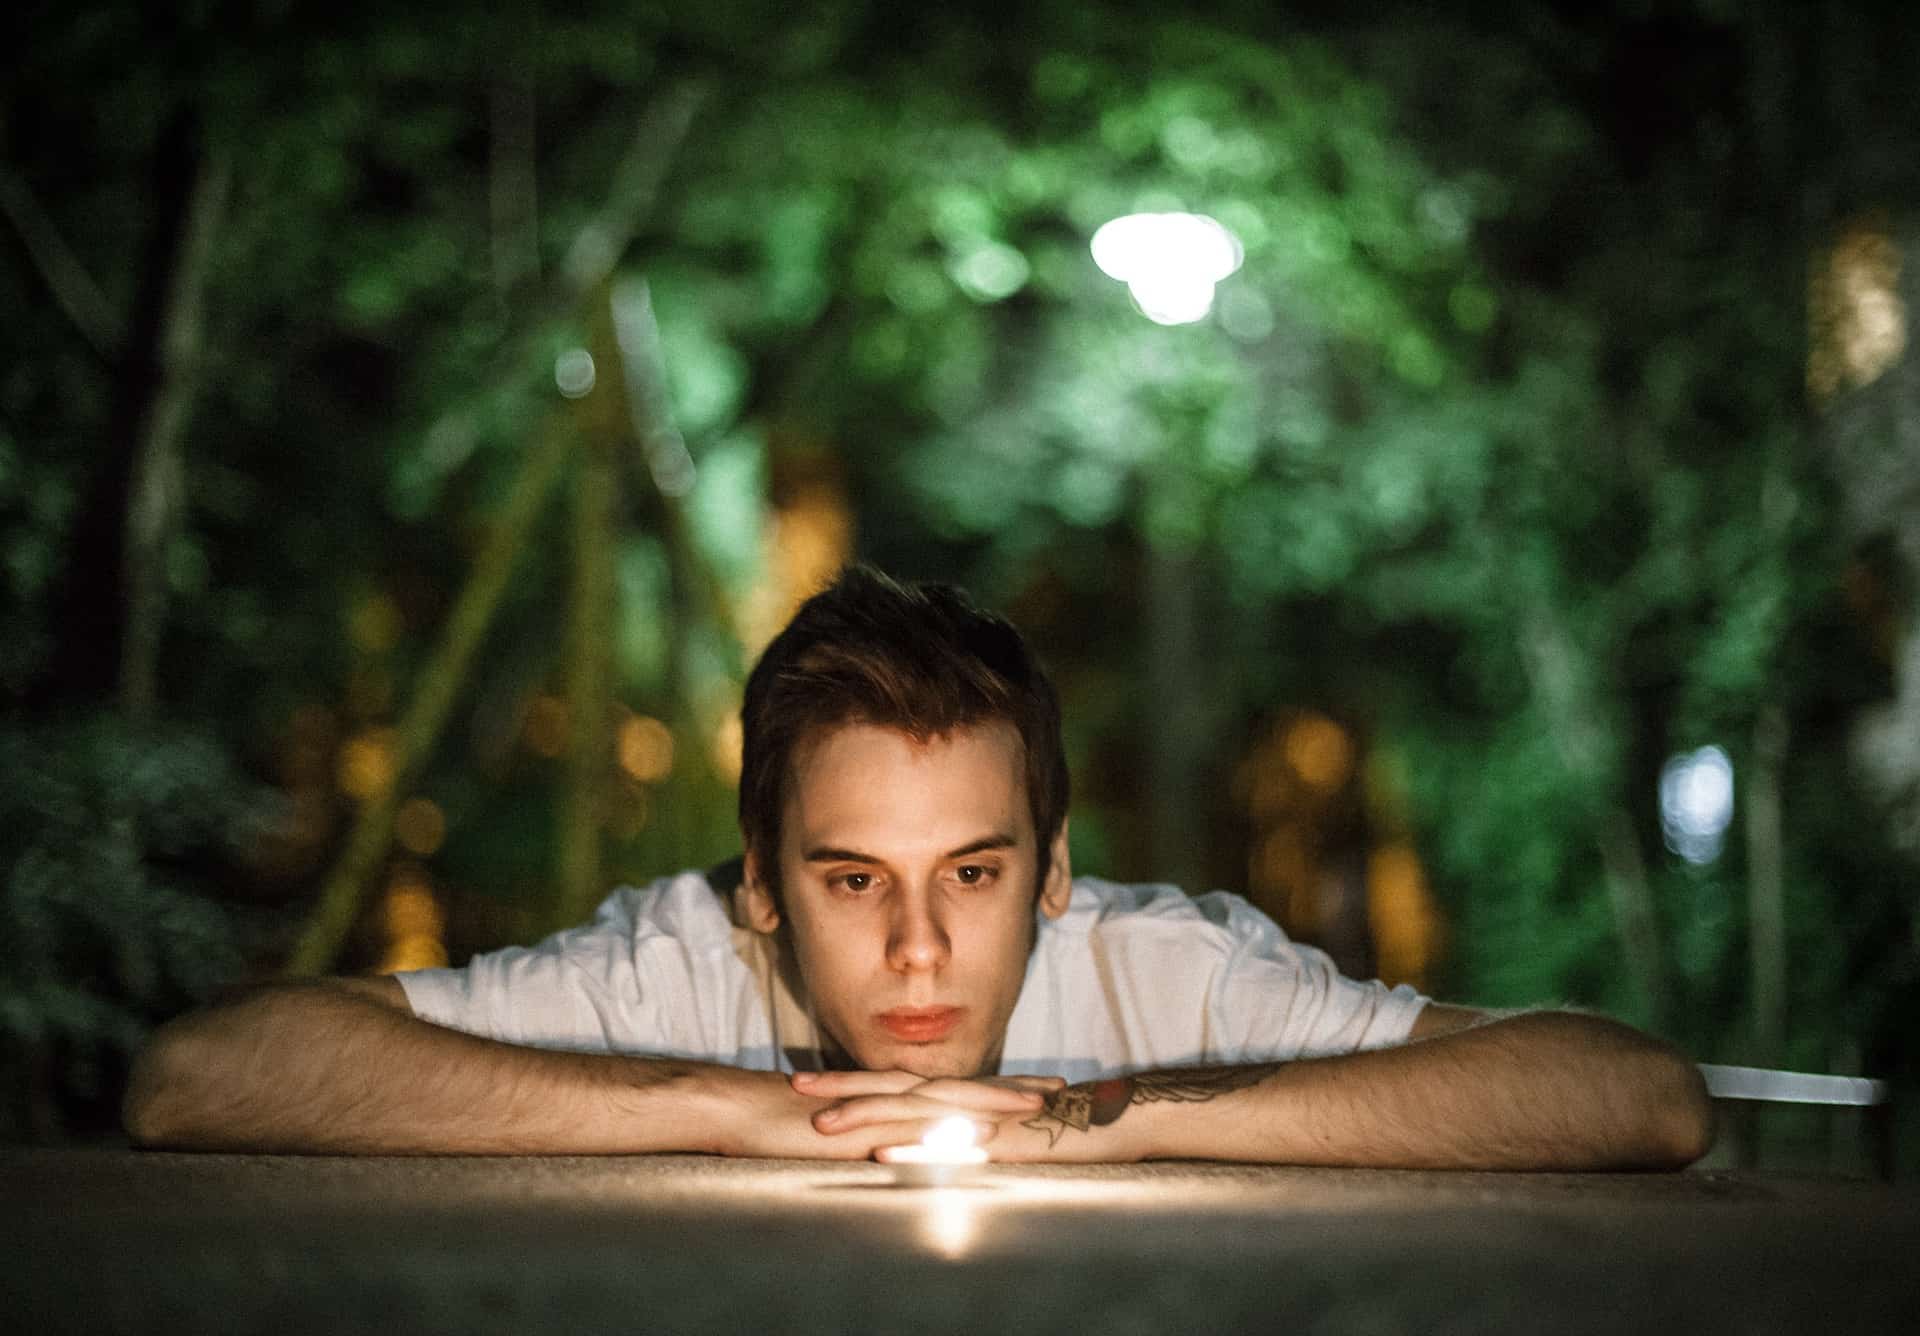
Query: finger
813,1093,1007,1136
903,1078,1048,1113
790,1070,919,1097
992,1075,1069,1093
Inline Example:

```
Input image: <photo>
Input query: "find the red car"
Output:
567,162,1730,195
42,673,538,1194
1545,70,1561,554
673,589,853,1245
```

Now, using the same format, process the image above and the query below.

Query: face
743,720,1071,1078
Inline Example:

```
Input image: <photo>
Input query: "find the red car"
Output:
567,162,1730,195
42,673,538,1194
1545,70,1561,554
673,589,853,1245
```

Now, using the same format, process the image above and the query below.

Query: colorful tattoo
1021,1065,1279,1146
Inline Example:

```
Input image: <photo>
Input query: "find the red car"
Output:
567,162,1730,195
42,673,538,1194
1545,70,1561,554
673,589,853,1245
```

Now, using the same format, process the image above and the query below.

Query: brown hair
739,566,1069,897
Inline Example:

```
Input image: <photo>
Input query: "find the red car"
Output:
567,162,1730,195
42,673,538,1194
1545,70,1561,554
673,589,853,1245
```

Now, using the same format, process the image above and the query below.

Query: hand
789,1069,1067,1157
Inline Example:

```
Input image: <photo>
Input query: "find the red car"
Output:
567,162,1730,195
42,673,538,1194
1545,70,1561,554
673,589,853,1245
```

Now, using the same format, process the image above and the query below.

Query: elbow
1647,1051,1715,1169
122,1020,208,1149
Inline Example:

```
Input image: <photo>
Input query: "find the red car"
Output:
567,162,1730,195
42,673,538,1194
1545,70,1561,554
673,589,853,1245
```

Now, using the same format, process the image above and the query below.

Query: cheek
964,898,1039,970
787,905,881,982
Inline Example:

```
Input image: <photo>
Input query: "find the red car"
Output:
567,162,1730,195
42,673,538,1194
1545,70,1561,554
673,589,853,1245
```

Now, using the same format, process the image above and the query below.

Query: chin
864,1041,990,1079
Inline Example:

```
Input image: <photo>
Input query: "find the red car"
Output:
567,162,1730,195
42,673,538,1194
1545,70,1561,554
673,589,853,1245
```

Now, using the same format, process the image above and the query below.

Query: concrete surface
4,1148,1915,1333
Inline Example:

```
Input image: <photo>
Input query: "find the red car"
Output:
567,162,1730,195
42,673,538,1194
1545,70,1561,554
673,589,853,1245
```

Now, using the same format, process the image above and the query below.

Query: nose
886,888,951,974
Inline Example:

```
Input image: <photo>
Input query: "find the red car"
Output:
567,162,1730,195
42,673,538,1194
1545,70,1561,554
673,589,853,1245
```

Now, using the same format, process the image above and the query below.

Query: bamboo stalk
1519,602,1671,1028
555,294,625,928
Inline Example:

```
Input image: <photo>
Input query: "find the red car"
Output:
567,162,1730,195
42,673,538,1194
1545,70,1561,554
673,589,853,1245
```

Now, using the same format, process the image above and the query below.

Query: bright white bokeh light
1660,745,1735,864
554,347,596,398
1091,212,1244,325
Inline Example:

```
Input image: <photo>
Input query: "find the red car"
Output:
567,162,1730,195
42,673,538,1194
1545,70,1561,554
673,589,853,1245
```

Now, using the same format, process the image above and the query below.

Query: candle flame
921,1115,979,1156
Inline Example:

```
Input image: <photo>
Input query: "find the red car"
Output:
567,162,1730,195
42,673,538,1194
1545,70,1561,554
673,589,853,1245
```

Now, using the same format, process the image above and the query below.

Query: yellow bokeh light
394,796,447,856
376,870,448,974
379,935,449,971
1284,713,1353,793
617,715,675,783
741,479,855,655
384,882,444,939
1367,842,1444,991
711,711,744,786
337,727,398,800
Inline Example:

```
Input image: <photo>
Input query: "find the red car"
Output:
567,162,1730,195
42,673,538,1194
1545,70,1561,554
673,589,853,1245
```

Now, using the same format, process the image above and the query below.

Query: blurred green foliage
0,718,269,1137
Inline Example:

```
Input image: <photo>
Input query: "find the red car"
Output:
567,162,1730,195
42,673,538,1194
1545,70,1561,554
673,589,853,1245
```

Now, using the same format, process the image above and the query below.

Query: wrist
1070,1065,1291,1163
597,1056,739,1155
670,1063,791,1157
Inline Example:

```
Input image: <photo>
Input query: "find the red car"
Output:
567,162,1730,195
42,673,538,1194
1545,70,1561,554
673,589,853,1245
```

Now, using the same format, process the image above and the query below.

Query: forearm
123,980,748,1155
1024,1012,1714,1170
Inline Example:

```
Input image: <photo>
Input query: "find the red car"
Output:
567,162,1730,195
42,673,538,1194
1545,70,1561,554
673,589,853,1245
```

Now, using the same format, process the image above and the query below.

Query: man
125,567,1713,1167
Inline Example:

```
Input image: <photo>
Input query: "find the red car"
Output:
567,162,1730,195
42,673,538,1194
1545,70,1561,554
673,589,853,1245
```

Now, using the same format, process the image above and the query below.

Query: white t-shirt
396,870,1429,1083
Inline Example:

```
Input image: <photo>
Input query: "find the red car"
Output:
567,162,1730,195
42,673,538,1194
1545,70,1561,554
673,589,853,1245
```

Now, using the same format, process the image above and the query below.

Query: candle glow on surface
918,1187,981,1260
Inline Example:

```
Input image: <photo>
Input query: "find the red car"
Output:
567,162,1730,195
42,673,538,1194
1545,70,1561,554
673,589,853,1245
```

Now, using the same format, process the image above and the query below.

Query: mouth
875,1007,965,1043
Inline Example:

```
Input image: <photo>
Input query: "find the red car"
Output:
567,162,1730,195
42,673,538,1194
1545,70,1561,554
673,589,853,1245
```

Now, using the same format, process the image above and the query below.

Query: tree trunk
1145,540,1208,894
1745,704,1789,1066
41,108,215,715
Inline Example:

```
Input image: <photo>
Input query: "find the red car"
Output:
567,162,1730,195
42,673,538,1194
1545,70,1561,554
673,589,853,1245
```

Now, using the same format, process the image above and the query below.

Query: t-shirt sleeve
394,896,656,1054
1201,893,1428,1062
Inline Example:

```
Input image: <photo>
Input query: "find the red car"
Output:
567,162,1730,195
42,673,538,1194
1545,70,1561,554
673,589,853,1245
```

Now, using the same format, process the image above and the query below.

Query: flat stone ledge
6,1149,1913,1335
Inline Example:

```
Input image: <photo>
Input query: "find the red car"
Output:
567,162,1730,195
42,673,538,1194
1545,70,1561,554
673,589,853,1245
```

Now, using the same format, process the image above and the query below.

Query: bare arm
123,977,1026,1157
1005,1006,1714,1170
811,1006,1714,1170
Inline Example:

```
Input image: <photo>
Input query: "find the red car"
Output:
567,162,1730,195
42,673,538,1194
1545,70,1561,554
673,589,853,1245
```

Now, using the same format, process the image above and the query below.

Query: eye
953,863,996,886
833,871,874,894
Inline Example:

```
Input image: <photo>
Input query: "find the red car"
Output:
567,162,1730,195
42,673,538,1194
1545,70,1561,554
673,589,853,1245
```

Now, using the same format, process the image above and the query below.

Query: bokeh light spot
337,727,398,799
1091,212,1244,325
1659,745,1735,864
394,796,447,856
555,347,597,399
1284,713,1353,793
618,715,676,783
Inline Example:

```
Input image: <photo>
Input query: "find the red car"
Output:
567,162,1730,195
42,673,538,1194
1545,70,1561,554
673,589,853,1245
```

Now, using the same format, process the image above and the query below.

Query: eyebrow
801,833,1019,864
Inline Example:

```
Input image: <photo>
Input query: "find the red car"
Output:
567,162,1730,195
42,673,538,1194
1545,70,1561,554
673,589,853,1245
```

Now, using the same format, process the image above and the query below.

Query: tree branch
121,148,231,723
555,77,711,307
0,164,125,359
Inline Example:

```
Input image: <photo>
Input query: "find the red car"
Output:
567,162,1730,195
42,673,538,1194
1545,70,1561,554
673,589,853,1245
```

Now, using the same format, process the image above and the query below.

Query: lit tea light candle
887,1115,989,1188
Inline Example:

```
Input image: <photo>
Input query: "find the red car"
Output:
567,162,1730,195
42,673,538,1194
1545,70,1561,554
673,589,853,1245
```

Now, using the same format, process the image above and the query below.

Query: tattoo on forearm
1021,1065,1281,1146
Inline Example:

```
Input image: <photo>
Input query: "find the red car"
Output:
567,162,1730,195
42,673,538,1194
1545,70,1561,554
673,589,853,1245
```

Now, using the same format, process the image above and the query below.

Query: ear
1038,819,1073,920
742,848,782,934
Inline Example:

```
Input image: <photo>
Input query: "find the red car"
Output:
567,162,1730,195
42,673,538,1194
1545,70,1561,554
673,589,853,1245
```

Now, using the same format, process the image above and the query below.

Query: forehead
783,720,1031,850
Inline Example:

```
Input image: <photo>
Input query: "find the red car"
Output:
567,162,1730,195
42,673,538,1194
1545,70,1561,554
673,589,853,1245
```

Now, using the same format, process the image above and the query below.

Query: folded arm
1005,1006,1714,1169
809,1006,1714,1170
123,978,1032,1157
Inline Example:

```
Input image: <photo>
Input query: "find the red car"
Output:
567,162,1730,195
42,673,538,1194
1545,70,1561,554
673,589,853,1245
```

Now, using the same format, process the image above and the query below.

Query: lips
876,1007,964,1043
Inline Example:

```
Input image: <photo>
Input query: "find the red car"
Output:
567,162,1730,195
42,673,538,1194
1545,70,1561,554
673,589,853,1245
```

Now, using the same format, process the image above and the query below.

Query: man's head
737,567,1072,1076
